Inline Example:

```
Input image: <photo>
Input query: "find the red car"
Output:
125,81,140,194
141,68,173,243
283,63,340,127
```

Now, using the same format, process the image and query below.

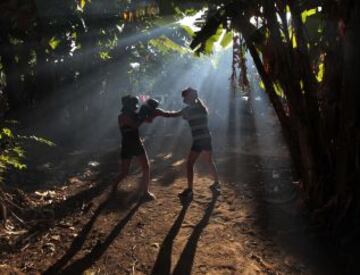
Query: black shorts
121,141,145,159
191,138,212,152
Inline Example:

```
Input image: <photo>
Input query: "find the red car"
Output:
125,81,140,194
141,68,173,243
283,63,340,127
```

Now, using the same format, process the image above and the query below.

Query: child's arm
143,108,182,123
153,108,182,118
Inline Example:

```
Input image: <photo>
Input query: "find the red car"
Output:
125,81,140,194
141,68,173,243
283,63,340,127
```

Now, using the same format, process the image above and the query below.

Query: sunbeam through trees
1,0,359,274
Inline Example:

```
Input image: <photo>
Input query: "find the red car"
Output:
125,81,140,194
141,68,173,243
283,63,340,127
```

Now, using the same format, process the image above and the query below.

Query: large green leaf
181,25,195,37
0,154,26,170
220,31,233,48
301,8,317,23
204,25,224,54
149,35,188,54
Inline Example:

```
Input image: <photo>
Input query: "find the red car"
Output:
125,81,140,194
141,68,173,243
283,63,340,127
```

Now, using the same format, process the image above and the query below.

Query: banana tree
185,0,360,232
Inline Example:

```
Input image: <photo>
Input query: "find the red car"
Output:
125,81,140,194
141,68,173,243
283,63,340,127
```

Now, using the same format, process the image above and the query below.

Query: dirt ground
0,100,341,275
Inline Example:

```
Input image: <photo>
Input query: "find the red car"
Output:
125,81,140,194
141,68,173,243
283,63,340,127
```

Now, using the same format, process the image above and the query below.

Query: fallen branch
131,244,138,275
11,211,28,227
1,201,7,224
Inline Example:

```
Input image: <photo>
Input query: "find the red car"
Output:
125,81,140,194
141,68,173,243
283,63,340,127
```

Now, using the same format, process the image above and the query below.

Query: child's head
121,95,139,112
181,87,198,105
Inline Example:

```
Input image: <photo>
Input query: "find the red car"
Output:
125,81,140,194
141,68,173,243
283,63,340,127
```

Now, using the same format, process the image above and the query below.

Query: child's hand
144,114,155,123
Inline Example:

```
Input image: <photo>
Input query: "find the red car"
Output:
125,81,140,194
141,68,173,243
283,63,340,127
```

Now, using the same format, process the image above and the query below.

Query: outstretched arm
153,108,182,118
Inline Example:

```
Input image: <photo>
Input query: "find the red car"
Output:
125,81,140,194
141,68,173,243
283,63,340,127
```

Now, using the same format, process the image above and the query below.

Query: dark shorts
191,138,212,152
121,141,145,159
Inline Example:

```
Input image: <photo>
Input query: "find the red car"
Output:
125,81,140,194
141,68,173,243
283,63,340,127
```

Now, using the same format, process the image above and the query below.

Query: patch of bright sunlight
177,9,206,33
172,159,185,167
250,16,264,26
163,153,173,160
130,62,140,69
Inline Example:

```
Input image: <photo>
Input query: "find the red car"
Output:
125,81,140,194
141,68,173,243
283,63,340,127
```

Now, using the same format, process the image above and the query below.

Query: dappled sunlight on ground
1,45,340,275
1,84,339,274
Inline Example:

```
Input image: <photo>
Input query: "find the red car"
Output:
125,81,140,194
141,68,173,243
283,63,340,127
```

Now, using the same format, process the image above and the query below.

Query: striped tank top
182,104,211,141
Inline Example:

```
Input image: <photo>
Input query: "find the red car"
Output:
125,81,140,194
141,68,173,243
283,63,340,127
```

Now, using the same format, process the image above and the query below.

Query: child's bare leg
202,151,219,183
115,159,131,184
186,151,200,189
113,159,131,191
136,153,155,199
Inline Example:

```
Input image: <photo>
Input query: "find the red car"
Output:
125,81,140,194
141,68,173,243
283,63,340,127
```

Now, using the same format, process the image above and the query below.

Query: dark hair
181,87,198,98
121,95,139,112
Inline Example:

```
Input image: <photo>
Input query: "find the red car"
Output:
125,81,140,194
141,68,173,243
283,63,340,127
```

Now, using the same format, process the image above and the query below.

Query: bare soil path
1,99,339,275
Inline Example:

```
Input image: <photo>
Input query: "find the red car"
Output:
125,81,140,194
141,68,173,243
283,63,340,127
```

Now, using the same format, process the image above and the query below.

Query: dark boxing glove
138,104,152,121
146,98,159,109
138,98,160,121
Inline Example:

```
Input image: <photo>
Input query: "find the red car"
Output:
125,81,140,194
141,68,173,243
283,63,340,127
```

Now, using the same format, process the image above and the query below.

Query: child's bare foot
210,181,221,194
141,191,156,202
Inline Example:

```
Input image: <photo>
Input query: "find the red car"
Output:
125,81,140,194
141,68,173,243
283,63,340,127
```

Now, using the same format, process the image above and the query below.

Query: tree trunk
335,1,360,196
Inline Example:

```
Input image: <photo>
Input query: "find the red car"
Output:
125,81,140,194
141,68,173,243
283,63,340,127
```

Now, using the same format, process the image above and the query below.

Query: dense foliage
188,0,360,236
